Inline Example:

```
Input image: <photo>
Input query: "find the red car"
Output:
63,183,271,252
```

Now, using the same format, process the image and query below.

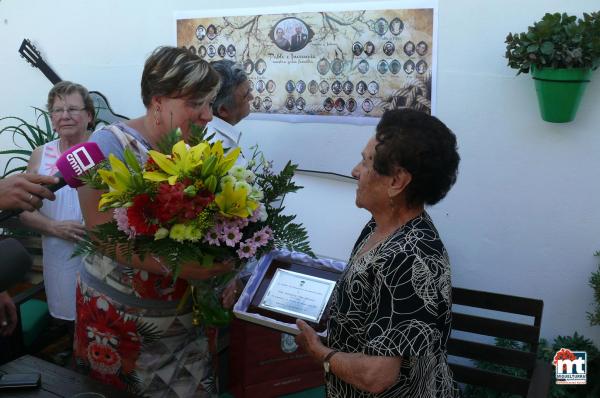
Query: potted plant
0,107,57,176
505,12,600,123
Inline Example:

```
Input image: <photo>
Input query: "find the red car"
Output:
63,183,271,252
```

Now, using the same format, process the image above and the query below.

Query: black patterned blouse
326,212,459,397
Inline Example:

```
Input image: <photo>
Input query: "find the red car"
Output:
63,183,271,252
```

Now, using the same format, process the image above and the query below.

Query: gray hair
47,81,95,130
210,60,248,115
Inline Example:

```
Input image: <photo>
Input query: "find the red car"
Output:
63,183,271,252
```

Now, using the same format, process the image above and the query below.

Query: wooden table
0,355,133,397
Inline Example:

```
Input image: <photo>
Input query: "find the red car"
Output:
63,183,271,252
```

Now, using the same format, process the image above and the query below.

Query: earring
154,107,161,126
389,196,396,209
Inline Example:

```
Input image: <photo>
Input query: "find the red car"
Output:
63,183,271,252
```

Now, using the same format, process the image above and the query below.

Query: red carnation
181,189,215,220
153,182,187,223
153,182,215,223
127,193,159,235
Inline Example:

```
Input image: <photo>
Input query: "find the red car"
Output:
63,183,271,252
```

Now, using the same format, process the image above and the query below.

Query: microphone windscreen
55,142,106,188
0,238,33,292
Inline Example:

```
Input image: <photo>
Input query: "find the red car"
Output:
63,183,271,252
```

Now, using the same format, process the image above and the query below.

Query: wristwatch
323,350,339,374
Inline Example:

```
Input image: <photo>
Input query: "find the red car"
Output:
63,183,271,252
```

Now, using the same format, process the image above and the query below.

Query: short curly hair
374,109,460,207
46,81,95,130
141,46,221,107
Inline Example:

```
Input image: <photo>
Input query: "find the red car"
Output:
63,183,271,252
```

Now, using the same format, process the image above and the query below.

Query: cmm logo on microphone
553,348,586,385
66,146,96,175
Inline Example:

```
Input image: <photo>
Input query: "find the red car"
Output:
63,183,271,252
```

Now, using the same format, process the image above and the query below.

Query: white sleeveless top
37,139,84,320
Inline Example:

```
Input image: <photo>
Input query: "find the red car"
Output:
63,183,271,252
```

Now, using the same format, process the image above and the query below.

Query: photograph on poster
177,3,435,122
308,80,318,94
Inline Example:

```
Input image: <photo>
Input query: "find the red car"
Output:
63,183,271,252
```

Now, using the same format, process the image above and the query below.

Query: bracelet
323,349,339,363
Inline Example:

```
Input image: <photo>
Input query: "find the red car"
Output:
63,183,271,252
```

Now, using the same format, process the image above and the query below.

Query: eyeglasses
50,107,86,117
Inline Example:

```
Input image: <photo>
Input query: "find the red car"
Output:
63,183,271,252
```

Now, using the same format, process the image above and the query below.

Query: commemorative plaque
247,259,340,333
234,251,345,335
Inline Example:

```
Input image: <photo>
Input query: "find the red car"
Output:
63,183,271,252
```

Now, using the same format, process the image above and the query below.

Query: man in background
205,60,255,308
206,60,254,151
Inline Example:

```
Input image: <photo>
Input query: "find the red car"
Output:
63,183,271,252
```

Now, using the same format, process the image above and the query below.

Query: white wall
1,0,598,345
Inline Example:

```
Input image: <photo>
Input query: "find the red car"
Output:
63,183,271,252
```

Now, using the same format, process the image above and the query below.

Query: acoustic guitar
18,38,129,125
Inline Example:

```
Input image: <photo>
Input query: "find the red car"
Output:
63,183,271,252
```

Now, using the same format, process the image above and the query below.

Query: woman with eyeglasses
19,81,93,351
74,46,232,396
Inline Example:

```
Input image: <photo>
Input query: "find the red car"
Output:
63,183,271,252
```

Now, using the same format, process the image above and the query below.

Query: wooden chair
448,287,552,398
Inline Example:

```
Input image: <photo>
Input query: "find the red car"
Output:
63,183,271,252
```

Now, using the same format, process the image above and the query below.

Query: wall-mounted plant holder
531,66,592,123
505,12,599,123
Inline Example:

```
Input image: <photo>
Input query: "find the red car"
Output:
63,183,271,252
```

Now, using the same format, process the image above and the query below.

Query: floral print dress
74,124,217,397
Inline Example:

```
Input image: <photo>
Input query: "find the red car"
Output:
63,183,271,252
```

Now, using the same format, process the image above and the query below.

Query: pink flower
214,218,227,235
203,228,220,246
250,228,272,247
237,241,257,259
221,225,242,247
262,226,273,238
249,206,262,222
113,208,136,239
235,217,249,229
219,217,239,232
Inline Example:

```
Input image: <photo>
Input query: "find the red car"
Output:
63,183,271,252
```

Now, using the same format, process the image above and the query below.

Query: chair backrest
448,286,544,396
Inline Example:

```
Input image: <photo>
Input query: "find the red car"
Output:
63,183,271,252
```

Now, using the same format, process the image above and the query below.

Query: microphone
0,238,33,292
54,142,105,188
0,142,105,222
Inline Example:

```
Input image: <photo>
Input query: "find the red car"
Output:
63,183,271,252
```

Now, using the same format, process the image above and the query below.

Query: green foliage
155,123,216,153
464,334,599,398
77,159,110,190
73,218,229,279
248,146,314,258
505,12,600,74
589,251,600,326
463,338,536,398
0,107,58,176
187,123,215,148
156,126,184,154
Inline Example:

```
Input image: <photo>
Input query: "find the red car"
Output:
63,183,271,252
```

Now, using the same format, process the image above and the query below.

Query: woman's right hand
180,258,236,281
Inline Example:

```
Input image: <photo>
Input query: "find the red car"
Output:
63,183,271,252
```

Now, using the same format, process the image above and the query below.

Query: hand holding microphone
0,142,106,222
0,174,59,212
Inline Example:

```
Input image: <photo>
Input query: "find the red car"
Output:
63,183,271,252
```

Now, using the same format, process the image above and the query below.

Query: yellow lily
215,145,241,176
97,154,133,210
215,180,258,218
144,140,208,185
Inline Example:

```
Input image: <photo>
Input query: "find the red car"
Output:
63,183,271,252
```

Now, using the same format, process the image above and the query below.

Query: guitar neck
37,62,62,85
18,39,62,84
18,38,130,124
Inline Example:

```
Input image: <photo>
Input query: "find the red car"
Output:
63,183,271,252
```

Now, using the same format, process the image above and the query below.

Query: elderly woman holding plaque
295,109,461,397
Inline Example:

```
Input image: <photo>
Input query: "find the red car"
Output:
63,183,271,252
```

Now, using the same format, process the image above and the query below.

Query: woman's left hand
221,277,243,309
295,319,328,361
51,220,86,242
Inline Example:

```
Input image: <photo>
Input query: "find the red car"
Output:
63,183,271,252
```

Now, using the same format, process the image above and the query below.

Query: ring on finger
28,193,34,203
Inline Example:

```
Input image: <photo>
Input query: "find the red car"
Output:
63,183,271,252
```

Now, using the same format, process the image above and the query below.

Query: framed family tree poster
175,0,438,125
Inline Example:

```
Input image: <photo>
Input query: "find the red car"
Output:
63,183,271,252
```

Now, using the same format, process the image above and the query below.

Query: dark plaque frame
247,258,342,333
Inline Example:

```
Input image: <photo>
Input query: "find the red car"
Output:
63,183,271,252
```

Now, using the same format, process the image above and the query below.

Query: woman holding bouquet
75,46,231,397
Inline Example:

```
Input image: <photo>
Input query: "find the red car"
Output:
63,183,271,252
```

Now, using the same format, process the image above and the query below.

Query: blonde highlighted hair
141,46,221,107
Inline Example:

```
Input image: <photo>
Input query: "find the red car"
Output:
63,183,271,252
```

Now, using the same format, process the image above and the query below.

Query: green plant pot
531,66,592,123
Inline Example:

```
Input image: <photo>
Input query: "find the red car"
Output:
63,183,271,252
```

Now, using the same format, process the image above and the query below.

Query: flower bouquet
76,125,312,326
